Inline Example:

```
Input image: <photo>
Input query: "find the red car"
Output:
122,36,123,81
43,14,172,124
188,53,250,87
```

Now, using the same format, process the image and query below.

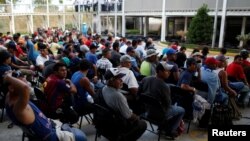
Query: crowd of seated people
0,27,250,140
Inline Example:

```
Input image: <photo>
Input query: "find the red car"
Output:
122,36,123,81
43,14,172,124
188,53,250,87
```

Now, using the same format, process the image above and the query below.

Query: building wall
124,0,250,11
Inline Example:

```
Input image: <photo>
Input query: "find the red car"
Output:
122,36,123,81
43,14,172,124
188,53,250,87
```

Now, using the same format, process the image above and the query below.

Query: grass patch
126,29,140,34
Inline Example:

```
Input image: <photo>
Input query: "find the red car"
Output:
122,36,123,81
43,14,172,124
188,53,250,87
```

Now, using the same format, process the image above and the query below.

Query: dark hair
220,48,227,55
38,42,47,50
234,55,242,61
156,63,165,73
192,48,199,54
112,41,120,50
132,40,138,47
186,58,197,67
102,48,111,56
79,59,92,71
0,50,11,64
180,46,186,51
202,47,209,55
53,62,67,72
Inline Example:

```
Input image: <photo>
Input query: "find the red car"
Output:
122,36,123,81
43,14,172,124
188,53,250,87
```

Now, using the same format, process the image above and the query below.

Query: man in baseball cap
101,68,147,140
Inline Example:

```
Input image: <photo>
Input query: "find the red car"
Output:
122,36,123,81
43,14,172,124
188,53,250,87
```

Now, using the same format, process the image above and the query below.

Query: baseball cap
89,42,98,49
186,58,197,67
192,52,202,57
159,61,174,71
166,48,176,56
146,49,159,58
61,57,70,67
120,55,132,63
215,55,228,62
205,57,219,65
104,68,125,80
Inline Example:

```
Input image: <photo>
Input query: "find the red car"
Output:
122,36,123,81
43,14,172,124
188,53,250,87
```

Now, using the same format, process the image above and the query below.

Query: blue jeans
229,82,250,103
62,124,87,141
165,105,185,134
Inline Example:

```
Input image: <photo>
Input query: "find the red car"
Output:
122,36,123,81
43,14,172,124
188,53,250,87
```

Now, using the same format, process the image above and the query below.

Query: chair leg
84,115,91,124
95,131,98,141
158,130,161,141
22,132,25,141
186,120,191,134
79,116,83,129
0,108,4,122
149,122,154,131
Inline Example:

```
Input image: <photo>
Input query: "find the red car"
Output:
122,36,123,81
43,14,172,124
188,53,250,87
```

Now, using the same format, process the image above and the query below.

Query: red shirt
242,60,250,67
15,45,25,58
44,74,70,111
226,62,245,81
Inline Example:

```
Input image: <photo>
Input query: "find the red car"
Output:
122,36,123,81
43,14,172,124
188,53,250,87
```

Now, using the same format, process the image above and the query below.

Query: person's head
166,48,177,61
191,48,199,54
0,50,11,65
191,52,202,62
179,46,186,53
102,48,111,59
240,49,249,60
156,62,173,80
105,68,125,89
234,55,243,64
53,36,58,43
126,41,132,46
105,41,111,49
204,57,219,70
112,41,120,51
120,55,132,68
53,62,67,79
132,40,138,47
7,41,17,54
220,48,227,55
186,58,197,72
89,42,98,53
201,47,209,56
79,59,92,72
38,42,48,57
126,47,135,57
215,55,228,68
146,49,158,62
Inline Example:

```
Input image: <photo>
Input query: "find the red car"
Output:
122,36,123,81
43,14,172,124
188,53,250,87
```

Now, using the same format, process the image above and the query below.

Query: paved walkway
1,106,250,141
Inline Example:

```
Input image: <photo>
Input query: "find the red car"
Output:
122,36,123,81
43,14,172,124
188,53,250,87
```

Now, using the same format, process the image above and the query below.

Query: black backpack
211,104,233,127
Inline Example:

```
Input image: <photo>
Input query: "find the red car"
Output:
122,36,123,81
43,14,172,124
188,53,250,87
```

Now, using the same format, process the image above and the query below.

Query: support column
144,17,149,37
97,0,101,34
46,0,50,28
114,1,117,37
139,17,143,35
212,0,219,48
118,16,122,35
10,0,15,33
219,0,228,48
239,17,247,47
184,17,188,33
122,0,126,37
27,15,34,34
160,0,166,42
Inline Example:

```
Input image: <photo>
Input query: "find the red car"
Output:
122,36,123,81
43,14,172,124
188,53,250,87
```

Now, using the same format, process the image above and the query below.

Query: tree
187,4,213,44
236,33,250,48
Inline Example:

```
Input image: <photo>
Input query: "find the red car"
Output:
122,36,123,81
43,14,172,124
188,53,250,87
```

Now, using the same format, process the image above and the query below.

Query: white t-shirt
119,44,128,54
36,55,49,66
96,57,113,70
119,67,139,88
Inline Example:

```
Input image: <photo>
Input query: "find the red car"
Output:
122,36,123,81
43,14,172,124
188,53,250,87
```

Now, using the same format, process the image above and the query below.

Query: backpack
211,103,233,127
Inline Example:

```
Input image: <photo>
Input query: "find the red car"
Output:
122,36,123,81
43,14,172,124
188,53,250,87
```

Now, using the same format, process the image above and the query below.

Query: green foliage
236,33,250,48
34,0,51,4
187,4,213,44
